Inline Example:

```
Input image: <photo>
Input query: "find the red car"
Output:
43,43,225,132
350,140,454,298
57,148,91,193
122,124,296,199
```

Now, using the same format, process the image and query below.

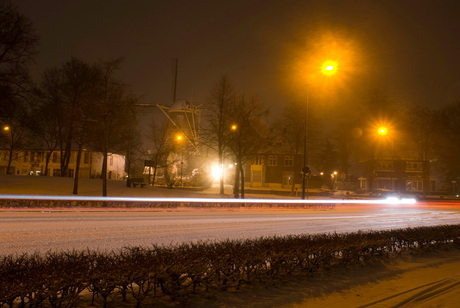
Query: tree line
0,1,139,196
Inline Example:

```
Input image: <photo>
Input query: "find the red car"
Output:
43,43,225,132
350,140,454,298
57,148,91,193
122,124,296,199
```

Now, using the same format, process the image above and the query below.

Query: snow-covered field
1,175,459,307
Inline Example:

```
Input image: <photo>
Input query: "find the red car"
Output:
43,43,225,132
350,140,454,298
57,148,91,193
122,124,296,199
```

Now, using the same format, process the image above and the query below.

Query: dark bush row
0,198,335,209
1,225,459,307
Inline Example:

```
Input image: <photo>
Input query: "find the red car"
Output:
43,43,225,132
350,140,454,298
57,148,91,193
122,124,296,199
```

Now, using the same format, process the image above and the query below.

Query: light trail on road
0,197,458,256
0,194,416,204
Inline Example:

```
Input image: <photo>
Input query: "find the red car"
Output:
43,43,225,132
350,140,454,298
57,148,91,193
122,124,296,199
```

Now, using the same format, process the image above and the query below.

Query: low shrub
1,225,459,307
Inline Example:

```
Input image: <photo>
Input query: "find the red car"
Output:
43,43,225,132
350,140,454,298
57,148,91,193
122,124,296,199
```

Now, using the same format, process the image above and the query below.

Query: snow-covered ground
201,250,460,308
1,206,459,256
1,175,459,307
0,175,232,198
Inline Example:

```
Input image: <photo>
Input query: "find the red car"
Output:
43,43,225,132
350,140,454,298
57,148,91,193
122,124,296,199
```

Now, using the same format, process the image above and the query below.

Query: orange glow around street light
176,135,182,141
377,126,388,136
231,124,237,131
3,126,10,131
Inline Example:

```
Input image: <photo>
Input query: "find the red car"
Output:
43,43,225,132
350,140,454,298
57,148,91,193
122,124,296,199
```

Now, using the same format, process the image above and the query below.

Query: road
1,200,459,256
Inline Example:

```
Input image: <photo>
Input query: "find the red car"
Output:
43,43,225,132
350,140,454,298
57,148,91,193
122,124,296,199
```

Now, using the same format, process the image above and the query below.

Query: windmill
156,58,201,151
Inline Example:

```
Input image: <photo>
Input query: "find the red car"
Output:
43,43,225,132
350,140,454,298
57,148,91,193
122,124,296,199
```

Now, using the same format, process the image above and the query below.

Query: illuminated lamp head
322,60,338,76
377,126,388,136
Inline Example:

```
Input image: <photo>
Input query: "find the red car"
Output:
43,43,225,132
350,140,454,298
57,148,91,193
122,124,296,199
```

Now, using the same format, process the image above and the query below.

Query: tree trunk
164,166,173,188
152,166,157,186
6,148,13,175
239,162,245,199
102,150,108,196
61,134,72,176
233,164,239,198
73,144,83,195
44,151,52,176
219,150,224,194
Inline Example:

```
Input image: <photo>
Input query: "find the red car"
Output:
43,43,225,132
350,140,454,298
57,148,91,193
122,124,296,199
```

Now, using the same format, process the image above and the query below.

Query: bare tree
32,68,63,175
228,93,268,198
0,0,38,97
55,58,99,178
89,58,138,196
400,104,438,196
427,101,460,193
0,0,38,174
271,101,306,193
147,120,174,187
202,75,235,194
120,120,142,187
0,100,27,174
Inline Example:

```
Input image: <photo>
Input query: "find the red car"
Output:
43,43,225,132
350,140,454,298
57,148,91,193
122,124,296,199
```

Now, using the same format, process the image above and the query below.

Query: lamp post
301,62,337,200
301,86,310,200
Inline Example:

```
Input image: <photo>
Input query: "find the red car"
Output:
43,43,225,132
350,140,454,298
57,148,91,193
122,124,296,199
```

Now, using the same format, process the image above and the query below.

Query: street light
301,61,338,200
322,60,338,76
377,126,388,136
375,124,395,155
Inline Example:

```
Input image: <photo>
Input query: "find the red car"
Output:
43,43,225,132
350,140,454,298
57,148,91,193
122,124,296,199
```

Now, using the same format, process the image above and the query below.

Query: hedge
1,224,459,307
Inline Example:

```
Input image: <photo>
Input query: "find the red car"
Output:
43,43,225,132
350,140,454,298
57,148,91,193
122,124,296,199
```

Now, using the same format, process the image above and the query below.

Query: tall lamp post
301,62,337,200
301,87,310,199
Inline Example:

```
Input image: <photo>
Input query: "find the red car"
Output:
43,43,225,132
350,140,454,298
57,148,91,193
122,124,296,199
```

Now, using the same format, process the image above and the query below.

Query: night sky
14,0,460,119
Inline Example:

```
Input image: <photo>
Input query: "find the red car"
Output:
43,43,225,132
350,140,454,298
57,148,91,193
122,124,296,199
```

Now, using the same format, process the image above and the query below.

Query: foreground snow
200,250,460,308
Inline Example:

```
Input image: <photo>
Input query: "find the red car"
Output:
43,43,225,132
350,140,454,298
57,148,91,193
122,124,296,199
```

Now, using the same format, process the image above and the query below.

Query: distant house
244,152,303,189
0,149,126,180
240,139,304,190
356,154,440,195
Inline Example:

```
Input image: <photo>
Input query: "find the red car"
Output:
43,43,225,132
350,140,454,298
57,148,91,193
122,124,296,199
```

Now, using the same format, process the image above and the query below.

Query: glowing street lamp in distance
3,126,9,131
321,60,338,76
377,126,388,136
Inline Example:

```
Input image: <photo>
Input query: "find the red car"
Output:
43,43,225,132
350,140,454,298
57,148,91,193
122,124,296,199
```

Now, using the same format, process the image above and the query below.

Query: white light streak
0,195,417,205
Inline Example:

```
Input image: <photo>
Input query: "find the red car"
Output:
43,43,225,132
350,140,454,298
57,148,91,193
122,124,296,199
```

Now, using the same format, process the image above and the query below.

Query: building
245,152,303,189
0,149,126,180
358,157,430,195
